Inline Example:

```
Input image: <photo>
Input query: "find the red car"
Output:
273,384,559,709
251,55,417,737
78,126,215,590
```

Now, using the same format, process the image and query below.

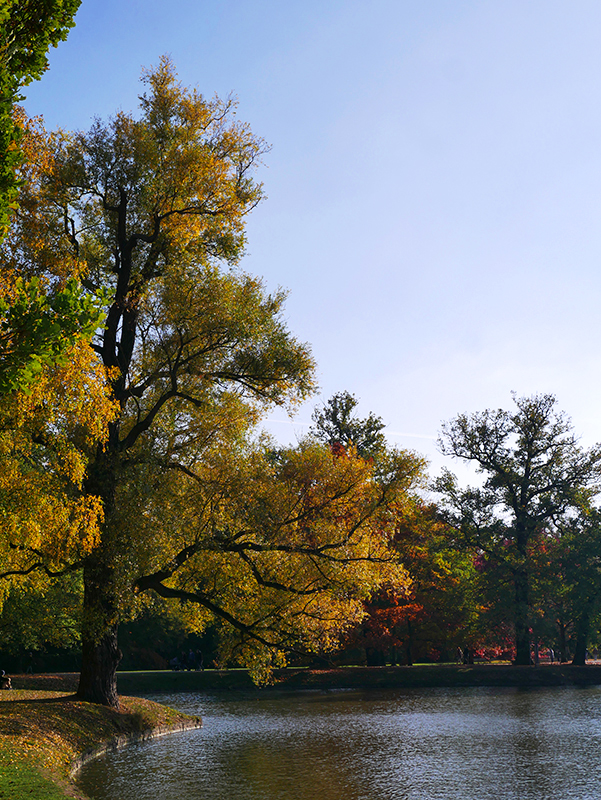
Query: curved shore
6,663,601,798
69,714,202,778
0,690,201,800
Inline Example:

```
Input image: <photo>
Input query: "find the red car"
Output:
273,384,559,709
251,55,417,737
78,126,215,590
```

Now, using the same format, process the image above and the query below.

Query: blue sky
23,0,601,478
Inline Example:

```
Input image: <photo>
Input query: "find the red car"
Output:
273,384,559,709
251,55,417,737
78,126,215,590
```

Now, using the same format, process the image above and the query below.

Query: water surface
78,686,601,799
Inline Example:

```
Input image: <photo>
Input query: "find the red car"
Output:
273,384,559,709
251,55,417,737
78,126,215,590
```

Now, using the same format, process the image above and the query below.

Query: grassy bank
0,689,201,799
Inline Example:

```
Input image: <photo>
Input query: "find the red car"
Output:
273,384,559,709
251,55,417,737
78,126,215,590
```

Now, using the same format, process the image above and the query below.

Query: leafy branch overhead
0,277,106,393
0,1,81,233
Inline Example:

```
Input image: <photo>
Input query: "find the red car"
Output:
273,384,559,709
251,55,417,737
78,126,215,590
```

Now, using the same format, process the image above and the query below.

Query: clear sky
23,0,601,479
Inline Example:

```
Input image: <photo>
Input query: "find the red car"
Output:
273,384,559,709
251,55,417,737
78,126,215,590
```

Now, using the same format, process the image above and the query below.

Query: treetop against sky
22,0,601,479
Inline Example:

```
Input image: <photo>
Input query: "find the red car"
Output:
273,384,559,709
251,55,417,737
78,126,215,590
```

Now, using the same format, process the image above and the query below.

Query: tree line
2,11,601,707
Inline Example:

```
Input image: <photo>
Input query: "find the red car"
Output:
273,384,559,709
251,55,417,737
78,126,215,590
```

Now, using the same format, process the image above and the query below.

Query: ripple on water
77,686,601,800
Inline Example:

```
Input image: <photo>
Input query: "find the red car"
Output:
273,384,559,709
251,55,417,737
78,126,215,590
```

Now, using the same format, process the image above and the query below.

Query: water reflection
78,686,601,800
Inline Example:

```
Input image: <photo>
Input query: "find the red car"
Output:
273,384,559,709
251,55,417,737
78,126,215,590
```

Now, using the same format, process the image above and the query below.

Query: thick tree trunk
76,558,122,707
572,611,589,666
513,569,531,665
77,624,121,707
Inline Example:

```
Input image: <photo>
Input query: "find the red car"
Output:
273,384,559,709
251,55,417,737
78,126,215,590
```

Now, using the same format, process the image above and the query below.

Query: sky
22,0,601,481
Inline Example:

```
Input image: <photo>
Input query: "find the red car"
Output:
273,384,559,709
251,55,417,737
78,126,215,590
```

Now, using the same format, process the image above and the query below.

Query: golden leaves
132,436,420,680
0,336,115,582
3,111,83,286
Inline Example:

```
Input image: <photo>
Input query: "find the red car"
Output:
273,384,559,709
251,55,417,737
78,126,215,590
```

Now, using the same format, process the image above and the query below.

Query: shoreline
0,690,201,800
12,662,601,696
69,715,202,778
5,664,601,798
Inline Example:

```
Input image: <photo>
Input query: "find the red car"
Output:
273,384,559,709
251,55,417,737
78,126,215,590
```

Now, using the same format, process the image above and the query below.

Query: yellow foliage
2,110,84,287
128,435,422,679
0,337,116,590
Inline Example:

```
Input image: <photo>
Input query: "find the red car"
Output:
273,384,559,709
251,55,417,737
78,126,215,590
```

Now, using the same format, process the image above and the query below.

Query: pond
77,686,601,800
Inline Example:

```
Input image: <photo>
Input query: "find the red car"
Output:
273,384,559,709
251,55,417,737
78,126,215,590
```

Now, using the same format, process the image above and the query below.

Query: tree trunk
77,624,121,707
513,569,531,665
76,558,122,707
557,617,569,662
406,618,413,666
572,610,589,666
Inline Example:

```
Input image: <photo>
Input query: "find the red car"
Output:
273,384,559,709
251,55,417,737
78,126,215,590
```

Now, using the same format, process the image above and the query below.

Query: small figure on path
188,649,196,671
196,649,204,671
25,652,33,674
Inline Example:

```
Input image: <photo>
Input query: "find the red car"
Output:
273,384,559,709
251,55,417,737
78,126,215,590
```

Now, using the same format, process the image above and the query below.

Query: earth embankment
13,662,601,695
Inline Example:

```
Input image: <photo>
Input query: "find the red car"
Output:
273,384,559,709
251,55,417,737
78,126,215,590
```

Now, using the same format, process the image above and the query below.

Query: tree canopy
0,10,106,397
310,390,386,460
0,58,430,705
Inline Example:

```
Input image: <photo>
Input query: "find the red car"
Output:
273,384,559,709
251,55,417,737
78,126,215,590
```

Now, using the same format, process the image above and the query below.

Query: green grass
0,759,69,799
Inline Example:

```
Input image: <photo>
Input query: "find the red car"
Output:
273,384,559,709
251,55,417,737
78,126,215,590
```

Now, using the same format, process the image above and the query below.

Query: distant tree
351,583,423,666
392,501,486,663
310,391,386,459
435,394,601,665
344,501,485,666
535,510,601,665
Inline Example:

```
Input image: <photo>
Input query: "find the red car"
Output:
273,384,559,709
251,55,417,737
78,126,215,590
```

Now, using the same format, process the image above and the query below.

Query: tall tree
11,58,317,705
13,59,428,706
435,394,601,665
536,510,601,664
310,390,386,460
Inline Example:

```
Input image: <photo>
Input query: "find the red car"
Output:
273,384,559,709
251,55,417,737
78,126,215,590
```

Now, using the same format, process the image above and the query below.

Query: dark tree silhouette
435,393,601,666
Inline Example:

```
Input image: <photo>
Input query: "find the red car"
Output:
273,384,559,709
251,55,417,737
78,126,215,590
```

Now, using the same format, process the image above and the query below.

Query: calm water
77,686,601,800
